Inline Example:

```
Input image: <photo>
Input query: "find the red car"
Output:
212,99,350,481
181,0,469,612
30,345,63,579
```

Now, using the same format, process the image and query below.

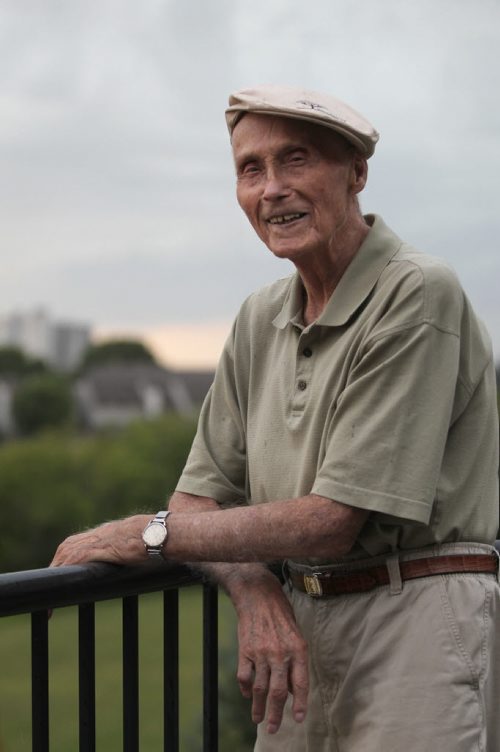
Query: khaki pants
255,543,500,752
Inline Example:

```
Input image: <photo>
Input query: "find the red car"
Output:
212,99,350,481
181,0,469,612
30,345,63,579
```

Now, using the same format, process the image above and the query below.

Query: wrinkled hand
50,515,149,567
234,577,308,735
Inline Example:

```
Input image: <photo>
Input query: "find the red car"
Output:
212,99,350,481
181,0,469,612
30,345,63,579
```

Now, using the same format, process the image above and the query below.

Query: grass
0,587,238,751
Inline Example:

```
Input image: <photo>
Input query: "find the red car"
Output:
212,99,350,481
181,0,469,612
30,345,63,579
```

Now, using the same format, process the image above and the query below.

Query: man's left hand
50,515,149,567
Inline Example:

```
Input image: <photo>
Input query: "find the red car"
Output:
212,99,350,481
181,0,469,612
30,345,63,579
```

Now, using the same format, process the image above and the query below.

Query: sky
1,0,499,368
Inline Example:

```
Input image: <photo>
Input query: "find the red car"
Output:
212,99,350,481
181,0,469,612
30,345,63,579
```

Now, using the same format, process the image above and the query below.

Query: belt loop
494,548,500,583
386,554,403,595
282,560,293,593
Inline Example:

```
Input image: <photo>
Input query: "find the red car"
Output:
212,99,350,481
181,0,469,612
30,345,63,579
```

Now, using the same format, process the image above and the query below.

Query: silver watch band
153,510,169,523
143,510,171,558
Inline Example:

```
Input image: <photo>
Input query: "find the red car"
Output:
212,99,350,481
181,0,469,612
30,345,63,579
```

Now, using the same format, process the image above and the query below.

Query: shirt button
302,347,313,358
298,380,307,391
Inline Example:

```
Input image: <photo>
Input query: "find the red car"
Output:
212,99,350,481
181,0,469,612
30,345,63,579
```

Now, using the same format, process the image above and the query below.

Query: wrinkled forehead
231,112,353,159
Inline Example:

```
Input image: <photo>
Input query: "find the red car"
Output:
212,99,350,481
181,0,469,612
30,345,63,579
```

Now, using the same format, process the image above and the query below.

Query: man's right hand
230,569,309,735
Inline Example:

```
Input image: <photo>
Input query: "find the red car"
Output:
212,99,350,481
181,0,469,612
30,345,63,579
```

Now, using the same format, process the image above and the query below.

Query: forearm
165,492,367,563
168,492,283,605
51,492,367,570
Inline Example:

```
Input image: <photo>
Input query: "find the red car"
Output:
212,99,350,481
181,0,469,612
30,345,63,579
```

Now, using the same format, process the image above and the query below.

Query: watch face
143,522,167,547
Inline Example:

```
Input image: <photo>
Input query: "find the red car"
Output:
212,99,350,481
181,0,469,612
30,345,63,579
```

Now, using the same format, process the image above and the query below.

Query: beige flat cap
226,84,379,158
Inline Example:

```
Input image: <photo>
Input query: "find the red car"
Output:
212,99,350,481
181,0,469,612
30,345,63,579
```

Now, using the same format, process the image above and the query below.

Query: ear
350,154,368,194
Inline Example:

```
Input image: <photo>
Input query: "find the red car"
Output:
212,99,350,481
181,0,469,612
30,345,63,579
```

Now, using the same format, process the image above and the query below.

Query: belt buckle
304,573,323,597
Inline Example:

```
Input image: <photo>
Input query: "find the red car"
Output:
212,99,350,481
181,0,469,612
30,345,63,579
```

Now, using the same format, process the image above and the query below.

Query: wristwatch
142,510,171,558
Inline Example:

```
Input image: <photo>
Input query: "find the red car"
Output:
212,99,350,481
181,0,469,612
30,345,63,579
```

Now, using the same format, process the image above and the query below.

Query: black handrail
0,561,218,752
0,560,200,616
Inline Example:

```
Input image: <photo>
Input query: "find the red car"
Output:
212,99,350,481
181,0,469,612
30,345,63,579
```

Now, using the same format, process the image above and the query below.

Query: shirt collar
272,214,402,330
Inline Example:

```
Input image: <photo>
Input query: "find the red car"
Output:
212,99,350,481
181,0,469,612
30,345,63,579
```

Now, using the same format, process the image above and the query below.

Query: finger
251,662,270,725
51,535,91,566
50,543,68,567
237,656,254,699
265,663,290,734
50,543,85,567
290,655,309,724
50,541,101,567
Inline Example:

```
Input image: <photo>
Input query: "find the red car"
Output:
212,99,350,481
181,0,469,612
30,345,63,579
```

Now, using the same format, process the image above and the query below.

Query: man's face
232,114,365,263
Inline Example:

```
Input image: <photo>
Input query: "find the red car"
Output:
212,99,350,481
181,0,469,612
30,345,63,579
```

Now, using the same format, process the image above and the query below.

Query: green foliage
0,346,47,377
0,415,196,572
80,340,156,371
12,373,73,436
0,434,94,570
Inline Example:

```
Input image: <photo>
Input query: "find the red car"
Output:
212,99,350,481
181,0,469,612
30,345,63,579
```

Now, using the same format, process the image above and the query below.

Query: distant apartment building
0,308,90,372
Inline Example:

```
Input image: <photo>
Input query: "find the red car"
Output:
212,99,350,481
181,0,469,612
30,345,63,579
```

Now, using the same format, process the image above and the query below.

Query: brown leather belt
288,553,498,597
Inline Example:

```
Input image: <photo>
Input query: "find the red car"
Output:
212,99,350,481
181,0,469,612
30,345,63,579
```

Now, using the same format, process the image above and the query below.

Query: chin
268,246,299,261
268,241,312,263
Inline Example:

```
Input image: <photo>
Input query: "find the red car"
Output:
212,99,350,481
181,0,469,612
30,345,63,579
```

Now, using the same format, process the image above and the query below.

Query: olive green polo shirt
176,215,499,559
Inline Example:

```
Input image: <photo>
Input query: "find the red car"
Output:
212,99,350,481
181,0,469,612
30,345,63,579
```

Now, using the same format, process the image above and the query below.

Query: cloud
1,0,499,361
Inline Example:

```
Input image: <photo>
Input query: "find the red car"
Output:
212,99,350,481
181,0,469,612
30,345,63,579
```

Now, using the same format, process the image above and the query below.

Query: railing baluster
31,610,49,752
78,603,96,752
122,595,139,752
203,584,218,752
163,589,179,752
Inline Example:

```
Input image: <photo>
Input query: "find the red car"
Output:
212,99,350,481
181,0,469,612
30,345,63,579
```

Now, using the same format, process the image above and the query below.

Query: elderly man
53,85,499,751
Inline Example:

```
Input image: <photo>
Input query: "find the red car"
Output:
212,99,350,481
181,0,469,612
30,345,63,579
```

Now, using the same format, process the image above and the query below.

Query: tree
79,340,156,371
0,346,47,377
12,373,73,436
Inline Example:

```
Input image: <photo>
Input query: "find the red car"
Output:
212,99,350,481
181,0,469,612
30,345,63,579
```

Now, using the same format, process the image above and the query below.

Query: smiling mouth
267,212,307,225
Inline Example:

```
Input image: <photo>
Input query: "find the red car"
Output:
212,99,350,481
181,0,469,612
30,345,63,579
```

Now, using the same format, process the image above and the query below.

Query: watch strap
153,510,170,523
143,509,171,558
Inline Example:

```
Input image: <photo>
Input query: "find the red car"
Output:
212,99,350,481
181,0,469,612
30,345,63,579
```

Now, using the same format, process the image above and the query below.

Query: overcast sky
1,0,499,367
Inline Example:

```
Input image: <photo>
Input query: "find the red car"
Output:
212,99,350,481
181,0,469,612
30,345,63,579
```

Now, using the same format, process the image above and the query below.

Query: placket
290,326,317,415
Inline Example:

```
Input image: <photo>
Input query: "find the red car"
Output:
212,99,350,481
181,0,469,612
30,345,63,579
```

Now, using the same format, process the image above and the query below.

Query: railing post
122,595,139,752
163,589,179,752
203,584,218,752
31,610,49,752
78,603,96,752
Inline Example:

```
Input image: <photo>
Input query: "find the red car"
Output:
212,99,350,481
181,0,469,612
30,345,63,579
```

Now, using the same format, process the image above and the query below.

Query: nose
262,166,292,202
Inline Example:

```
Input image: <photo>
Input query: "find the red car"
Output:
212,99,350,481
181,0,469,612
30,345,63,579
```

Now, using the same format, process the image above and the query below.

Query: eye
286,150,307,165
237,160,259,177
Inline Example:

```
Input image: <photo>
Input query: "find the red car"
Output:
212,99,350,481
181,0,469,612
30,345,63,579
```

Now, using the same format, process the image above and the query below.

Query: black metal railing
0,561,219,752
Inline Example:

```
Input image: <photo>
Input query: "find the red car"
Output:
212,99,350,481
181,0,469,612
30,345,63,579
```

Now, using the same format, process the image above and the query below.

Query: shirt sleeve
175,320,248,506
312,306,462,526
